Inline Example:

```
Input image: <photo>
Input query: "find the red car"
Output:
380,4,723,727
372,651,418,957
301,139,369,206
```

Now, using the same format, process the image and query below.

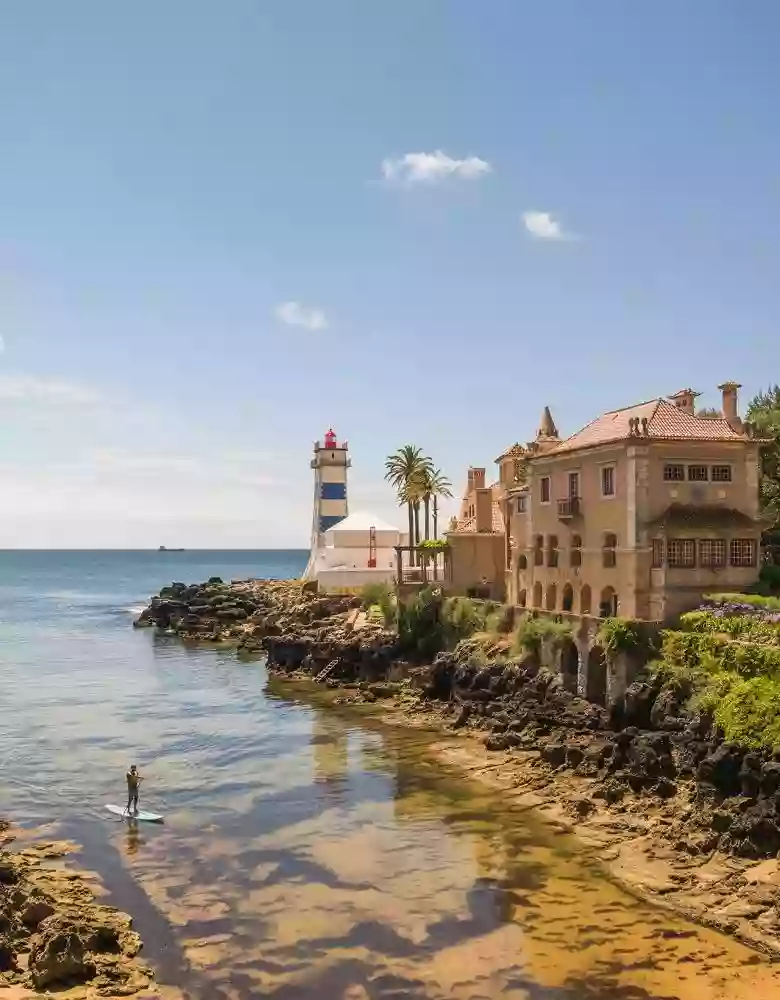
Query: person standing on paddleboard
126,764,143,814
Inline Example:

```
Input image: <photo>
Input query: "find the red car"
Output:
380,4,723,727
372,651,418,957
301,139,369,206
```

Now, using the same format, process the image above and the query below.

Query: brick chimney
475,488,493,532
669,388,699,415
470,467,486,490
718,382,742,429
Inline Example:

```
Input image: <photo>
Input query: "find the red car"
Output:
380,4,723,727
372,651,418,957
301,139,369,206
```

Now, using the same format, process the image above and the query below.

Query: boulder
697,744,743,797
29,916,97,988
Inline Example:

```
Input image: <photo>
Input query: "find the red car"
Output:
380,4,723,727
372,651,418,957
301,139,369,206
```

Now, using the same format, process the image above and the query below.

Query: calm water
1,550,779,1000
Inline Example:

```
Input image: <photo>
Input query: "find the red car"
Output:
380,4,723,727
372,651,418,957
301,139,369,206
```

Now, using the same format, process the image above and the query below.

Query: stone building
445,466,506,599
504,382,767,622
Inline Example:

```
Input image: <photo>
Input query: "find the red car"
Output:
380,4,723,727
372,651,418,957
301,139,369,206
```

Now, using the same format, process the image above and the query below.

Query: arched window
600,586,618,617
602,533,617,568
518,554,528,570
545,583,557,611
570,534,582,567
518,589,527,608
547,535,559,568
533,535,544,566
562,583,574,612
580,584,592,615
533,581,543,607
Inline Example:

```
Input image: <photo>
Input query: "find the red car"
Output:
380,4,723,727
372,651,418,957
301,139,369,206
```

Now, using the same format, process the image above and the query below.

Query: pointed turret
537,406,559,440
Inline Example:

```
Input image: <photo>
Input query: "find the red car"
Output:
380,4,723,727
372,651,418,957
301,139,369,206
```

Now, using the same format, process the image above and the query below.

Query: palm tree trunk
433,496,438,539
407,502,415,568
423,497,431,540
413,502,421,550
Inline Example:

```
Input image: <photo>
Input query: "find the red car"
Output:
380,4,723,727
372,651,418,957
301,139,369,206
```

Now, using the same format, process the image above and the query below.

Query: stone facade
505,383,767,622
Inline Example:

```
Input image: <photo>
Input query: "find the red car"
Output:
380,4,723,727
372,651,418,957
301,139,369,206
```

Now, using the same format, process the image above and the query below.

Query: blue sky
1,1,779,547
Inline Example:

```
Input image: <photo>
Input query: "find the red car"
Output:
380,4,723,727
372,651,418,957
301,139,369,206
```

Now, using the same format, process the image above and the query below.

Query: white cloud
274,301,328,331
381,150,492,185
0,334,5,354
0,373,102,404
521,210,577,241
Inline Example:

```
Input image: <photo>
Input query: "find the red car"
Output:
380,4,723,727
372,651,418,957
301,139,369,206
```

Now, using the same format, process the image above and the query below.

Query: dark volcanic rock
697,744,743,797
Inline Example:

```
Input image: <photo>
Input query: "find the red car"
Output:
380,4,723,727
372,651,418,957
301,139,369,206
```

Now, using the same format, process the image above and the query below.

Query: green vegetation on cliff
652,593,780,749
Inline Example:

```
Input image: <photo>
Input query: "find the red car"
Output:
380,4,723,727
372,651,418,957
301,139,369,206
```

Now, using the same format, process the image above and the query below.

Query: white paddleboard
105,804,164,823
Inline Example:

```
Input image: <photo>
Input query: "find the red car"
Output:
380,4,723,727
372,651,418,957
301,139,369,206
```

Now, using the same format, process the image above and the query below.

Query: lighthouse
303,428,350,579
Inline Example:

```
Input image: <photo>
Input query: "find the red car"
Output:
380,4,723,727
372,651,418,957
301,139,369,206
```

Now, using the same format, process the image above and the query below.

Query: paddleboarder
126,764,143,815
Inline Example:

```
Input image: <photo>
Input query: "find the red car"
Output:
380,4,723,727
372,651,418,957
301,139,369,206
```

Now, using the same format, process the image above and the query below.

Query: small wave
124,604,148,616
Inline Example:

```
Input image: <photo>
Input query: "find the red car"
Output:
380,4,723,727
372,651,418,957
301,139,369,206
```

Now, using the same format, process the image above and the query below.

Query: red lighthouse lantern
324,428,337,449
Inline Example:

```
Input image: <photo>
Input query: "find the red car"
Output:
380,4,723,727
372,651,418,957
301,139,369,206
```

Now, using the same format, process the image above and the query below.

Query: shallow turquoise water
0,551,776,999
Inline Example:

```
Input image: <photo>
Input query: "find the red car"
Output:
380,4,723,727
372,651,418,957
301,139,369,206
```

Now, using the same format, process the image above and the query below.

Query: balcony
557,497,581,520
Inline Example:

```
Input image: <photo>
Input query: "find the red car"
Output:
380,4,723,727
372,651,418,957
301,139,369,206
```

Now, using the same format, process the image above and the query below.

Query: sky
1,1,779,548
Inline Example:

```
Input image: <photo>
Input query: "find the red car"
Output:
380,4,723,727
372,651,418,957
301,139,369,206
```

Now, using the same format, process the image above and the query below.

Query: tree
696,407,722,419
384,446,433,564
747,386,780,530
420,467,453,540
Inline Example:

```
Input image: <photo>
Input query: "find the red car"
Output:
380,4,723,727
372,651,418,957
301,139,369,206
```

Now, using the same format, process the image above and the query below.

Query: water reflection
3,626,780,998
124,821,143,856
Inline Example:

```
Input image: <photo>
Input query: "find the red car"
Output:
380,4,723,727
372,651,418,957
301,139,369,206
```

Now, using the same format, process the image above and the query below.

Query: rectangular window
699,539,726,568
730,538,757,567
688,465,709,482
712,465,732,483
652,538,664,568
533,536,544,566
540,477,551,503
320,481,346,501
547,536,559,568
664,464,685,482
668,539,696,568
601,466,615,497
568,472,580,499
516,495,527,514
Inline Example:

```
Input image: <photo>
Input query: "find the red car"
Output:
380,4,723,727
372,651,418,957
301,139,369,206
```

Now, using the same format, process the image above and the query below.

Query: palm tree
418,467,453,541
384,446,432,564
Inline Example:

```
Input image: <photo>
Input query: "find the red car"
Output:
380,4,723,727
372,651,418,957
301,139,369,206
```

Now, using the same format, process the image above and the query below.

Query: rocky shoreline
0,820,169,999
135,577,780,960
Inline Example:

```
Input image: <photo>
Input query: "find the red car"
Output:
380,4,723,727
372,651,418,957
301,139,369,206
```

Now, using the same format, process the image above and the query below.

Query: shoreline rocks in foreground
0,820,160,998
135,577,780,957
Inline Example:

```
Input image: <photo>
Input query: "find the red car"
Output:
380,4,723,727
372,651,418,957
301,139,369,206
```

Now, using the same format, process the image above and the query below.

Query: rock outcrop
0,832,152,996
134,579,780,866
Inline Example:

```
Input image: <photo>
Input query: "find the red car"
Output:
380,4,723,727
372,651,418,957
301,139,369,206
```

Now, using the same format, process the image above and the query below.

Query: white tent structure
307,509,407,590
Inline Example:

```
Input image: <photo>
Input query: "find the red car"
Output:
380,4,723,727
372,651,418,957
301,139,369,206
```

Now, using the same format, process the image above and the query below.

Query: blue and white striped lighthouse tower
303,428,350,579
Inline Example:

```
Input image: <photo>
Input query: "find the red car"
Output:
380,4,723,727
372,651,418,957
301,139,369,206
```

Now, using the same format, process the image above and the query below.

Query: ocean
0,549,773,999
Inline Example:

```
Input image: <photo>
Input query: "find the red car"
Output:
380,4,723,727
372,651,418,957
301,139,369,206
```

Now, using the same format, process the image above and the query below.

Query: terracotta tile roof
544,398,750,456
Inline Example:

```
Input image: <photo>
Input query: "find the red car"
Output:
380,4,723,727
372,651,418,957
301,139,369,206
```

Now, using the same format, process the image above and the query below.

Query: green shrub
360,582,394,610
710,675,780,749
418,538,449,552
704,592,780,612
597,617,645,657
485,605,514,635
680,610,780,645
661,628,780,678
441,596,488,644
512,616,572,656
397,586,446,659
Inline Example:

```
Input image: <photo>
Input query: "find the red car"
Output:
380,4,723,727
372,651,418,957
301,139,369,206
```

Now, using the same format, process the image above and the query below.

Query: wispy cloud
274,301,328,331
381,150,492,185
0,334,5,354
0,373,102,405
521,210,578,241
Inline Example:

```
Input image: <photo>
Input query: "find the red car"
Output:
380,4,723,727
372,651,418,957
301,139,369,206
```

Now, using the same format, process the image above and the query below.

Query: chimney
471,467,486,490
718,382,742,428
669,388,699,415
475,488,493,532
